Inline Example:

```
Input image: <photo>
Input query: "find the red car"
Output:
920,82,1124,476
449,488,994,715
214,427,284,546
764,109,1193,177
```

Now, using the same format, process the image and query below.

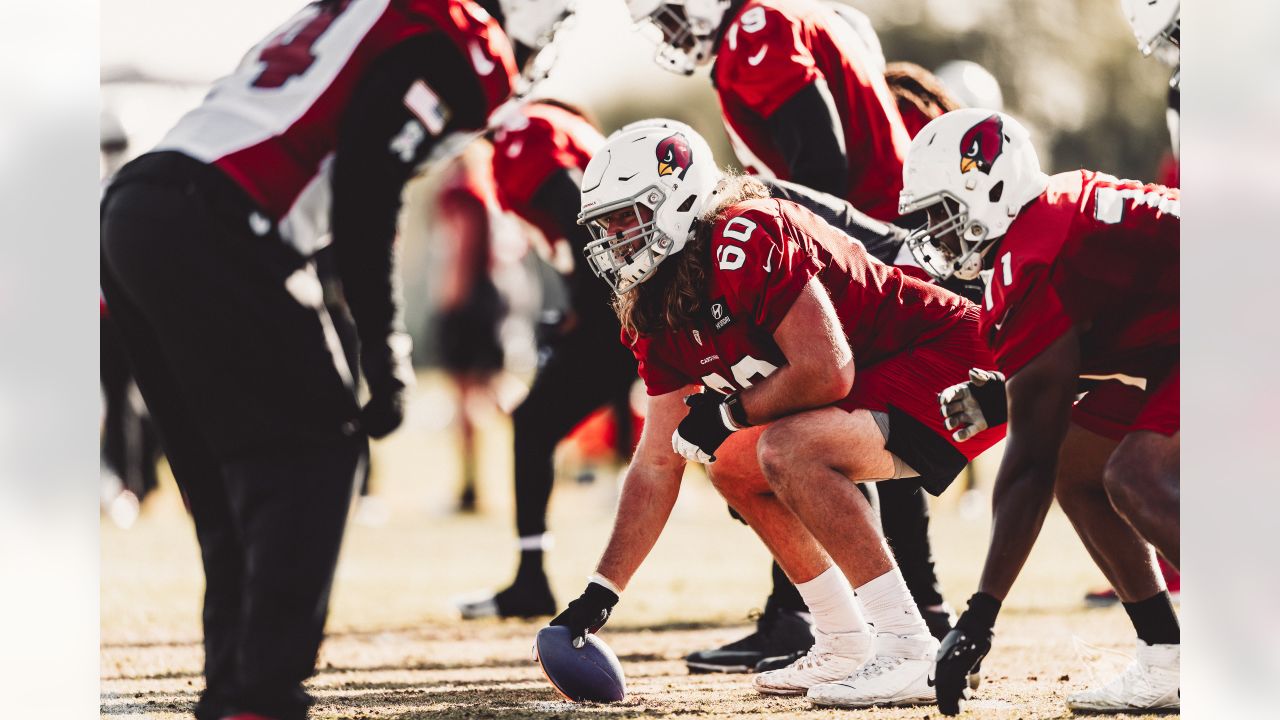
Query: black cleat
754,648,809,673
921,603,957,642
686,600,814,674
457,574,556,619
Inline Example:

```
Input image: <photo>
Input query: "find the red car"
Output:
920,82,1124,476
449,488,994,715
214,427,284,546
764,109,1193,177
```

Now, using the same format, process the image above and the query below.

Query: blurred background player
900,109,1180,715
628,0,985,672
551,126,1005,708
98,1,533,717
431,141,515,513
100,108,164,529
455,94,629,617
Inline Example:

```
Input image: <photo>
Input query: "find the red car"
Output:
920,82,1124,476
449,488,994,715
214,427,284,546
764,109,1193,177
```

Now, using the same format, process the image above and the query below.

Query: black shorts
437,279,506,374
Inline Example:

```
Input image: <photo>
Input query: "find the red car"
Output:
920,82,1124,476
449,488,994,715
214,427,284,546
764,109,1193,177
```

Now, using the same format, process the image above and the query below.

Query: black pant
512,316,637,538
877,479,944,608
101,156,366,720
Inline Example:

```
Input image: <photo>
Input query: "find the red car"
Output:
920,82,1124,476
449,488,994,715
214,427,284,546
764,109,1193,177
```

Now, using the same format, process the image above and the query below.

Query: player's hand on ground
672,392,736,463
550,582,620,648
939,368,1008,442
935,592,1000,715
360,331,415,439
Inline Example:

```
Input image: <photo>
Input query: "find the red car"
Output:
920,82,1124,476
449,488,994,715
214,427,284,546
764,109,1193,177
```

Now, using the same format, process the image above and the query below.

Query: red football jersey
711,0,911,222
489,101,604,240
155,0,516,256
629,198,972,396
981,170,1180,381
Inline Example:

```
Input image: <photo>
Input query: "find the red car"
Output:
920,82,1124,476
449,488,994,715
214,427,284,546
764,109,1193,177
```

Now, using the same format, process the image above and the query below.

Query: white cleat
752,629,873,696
807,634,939,708
1067,640,1179,713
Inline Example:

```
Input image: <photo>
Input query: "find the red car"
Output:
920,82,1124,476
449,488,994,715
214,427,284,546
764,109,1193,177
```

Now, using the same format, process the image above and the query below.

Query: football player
460,116,950,680
548,126,1005,708
628,0,911,221
98,2,564,718
898,109,1180,715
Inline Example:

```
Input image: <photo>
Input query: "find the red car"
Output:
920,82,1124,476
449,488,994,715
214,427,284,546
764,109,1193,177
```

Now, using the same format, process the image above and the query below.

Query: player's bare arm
549,387,690,645
736,276,854,425
594,387,693,590
934,325,1081,715
978,326,1081,600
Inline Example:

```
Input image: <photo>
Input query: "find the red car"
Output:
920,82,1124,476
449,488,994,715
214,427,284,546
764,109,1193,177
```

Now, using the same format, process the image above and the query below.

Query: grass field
102,374,1178,719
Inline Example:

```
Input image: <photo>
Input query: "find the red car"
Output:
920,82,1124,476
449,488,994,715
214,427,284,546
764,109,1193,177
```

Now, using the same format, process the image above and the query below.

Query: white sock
855,567,930,638
794,566,869,635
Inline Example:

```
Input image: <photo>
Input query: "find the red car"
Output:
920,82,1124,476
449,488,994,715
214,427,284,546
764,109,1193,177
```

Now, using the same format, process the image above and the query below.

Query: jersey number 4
253,0,352,88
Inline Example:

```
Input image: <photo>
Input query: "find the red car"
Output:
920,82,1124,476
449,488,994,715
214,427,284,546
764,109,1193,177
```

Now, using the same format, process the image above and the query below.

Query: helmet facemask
582,187,677,295
634,3,719,75
902,192,993,282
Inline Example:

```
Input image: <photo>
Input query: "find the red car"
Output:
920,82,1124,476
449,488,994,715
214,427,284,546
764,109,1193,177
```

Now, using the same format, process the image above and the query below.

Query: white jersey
155,0,515,255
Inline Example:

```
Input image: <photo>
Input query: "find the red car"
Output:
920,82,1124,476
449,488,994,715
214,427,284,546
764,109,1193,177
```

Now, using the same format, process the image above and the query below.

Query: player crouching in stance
899,109,1180,715
546,124,1004,708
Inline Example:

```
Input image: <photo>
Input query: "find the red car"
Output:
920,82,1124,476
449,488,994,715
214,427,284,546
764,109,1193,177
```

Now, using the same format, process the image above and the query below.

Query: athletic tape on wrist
588,573,622,596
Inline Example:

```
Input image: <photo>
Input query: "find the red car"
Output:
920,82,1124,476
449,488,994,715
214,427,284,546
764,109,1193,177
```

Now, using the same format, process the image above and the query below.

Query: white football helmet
498,0,576,87
1119,0,1179,66
933,60,1004,112
627,0,732,75
499,0,576,50
579,125,720,294
898,109,1049,282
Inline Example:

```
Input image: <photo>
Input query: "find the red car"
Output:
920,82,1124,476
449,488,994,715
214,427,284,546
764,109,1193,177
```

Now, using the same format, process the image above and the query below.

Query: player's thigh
1108,429,1180,490
759,407,896,482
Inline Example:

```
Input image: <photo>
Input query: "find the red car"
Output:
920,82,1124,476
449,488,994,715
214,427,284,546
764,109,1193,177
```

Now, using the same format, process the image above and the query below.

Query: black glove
360,331,414,439
671,392,737,463
550,582,620,648
935,592,1000,716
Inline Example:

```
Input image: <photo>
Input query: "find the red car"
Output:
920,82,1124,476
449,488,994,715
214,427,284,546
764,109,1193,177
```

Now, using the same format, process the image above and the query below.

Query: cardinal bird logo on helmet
959,114,1005,175
656,133,693,180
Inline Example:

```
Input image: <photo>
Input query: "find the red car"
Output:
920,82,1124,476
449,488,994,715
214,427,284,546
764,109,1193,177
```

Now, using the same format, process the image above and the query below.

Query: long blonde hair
615,174,771,338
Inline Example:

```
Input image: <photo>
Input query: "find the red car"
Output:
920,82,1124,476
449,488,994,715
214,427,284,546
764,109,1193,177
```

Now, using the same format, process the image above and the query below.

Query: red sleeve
490,114,574,214
718,5,821,118
1049,176,1181,325
712,205,825,334
626,331,690,396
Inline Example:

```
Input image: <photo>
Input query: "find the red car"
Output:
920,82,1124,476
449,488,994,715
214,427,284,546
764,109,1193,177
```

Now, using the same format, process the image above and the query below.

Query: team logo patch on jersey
959,114,1004,175
656,133,693,180
708,297,734,332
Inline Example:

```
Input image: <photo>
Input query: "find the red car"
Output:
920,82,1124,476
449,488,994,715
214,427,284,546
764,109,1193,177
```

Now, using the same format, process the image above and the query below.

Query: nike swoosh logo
469,42,496,76
747,46,768,66
993,307,1012,332
619,172,639,181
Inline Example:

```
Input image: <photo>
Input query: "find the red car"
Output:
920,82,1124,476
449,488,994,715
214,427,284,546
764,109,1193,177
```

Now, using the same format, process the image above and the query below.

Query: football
534,626,627,702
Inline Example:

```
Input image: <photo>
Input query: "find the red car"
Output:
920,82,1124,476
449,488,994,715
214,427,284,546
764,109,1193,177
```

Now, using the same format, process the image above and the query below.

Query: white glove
939,368,1007,442
672,429,716,464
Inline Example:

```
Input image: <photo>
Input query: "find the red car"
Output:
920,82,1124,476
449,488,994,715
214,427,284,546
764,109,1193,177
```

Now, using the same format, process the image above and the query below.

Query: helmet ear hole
988,180,1004,204
676,194,697,213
